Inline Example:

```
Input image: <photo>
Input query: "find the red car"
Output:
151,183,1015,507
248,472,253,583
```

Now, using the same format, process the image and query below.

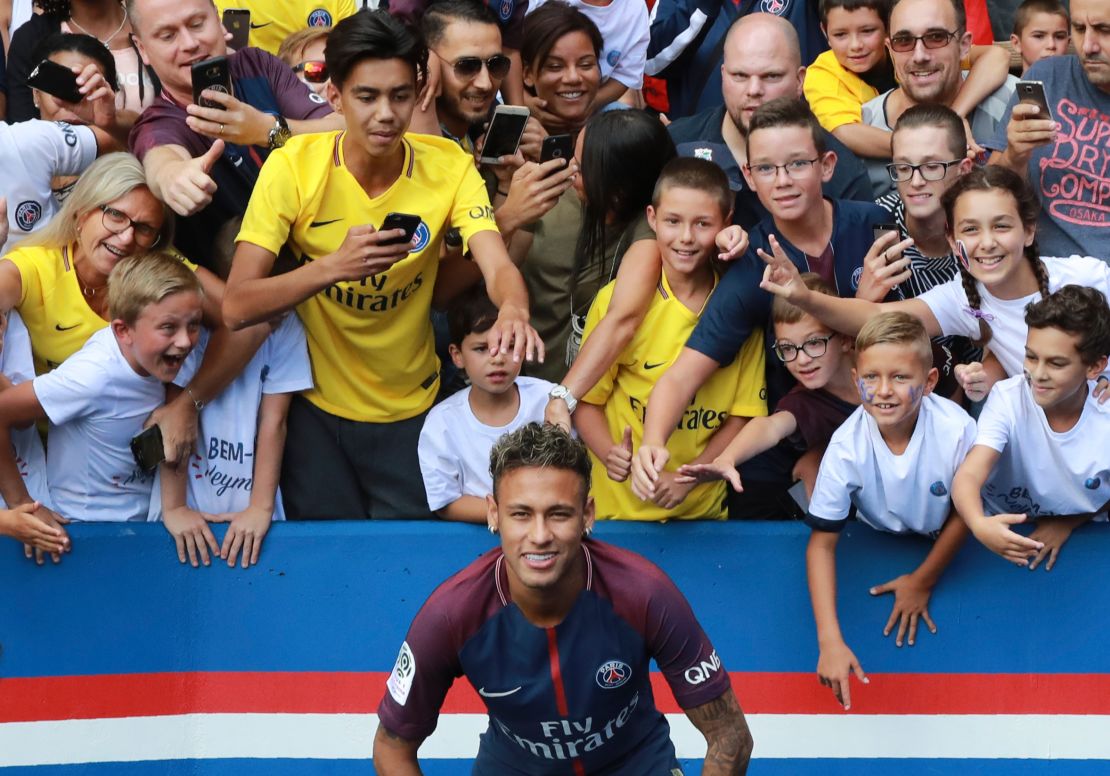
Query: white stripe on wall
4,713,1110,767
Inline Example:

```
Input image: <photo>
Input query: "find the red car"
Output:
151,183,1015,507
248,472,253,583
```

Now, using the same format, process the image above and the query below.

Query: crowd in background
0,0,1107,702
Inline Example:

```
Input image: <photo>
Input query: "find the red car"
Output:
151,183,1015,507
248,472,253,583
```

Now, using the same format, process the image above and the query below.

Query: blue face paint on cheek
1024,369,1033,386
857,378,876,404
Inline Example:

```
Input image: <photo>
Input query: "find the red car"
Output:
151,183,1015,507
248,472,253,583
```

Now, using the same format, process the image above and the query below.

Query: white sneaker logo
478,686,522,698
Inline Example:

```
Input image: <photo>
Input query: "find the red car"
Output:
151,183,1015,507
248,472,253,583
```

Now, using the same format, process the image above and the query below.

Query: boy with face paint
953,285,1110,572
805,311,975,711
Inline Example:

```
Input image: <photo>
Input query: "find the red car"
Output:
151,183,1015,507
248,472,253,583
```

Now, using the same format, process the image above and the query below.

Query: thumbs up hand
605,426,634,482
161,140,224,217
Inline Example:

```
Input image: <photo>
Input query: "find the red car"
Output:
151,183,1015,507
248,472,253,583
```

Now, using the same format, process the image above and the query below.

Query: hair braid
958,261,993,347
1029,250,1051,300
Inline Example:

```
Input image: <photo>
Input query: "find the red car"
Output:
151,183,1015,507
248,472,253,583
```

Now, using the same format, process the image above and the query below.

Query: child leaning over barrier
806,312,975,710
953,285,1110,572
677,273,858,499
151,313,313,569
0,252,202,563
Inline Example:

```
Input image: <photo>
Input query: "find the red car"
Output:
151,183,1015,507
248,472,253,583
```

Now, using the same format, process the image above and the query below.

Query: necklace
68,2,128,46
81,280,106,299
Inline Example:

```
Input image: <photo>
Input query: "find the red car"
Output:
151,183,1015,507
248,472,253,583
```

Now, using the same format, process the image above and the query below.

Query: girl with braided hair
758,165,1110,401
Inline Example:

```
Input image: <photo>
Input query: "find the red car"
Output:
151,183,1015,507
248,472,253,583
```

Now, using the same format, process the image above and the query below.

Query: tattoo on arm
685,690,753,776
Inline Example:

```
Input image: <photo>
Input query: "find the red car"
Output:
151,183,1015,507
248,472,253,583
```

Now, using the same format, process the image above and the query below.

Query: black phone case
541,135,574,163
380,213,421,246
223,10,250,50
191,57,232,109
130,426,165,472
28,60,82,104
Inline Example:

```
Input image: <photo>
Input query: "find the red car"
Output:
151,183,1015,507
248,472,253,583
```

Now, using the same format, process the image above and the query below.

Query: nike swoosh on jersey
249,22,271,28
644,361,667,370
55,323,80,332
477,686,522,698
309,218,342,228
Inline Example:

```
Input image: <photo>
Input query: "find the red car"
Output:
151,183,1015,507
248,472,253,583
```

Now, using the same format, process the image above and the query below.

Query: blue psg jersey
377,539,731,774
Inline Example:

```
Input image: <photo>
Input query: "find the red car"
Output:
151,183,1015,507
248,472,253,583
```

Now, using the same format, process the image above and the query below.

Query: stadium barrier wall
2,520,1109,775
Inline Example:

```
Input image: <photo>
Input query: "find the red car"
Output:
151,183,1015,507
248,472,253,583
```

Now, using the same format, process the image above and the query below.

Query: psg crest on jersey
595,660,632,689
499,0,514,21
15,200,42,232
760,0,789,14
308,8,333,26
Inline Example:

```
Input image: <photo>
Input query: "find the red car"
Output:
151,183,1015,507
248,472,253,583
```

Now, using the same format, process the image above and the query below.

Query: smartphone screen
191,56,232,109
222,9,251,50
480,108,529,163
27,59,82,104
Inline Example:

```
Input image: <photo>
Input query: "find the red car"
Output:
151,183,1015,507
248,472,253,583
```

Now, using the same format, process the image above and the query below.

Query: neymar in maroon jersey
374,423,753,775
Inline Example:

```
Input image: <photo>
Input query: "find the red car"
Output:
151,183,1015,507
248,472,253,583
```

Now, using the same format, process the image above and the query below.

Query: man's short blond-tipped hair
771,272,836,326
856,311,932,370
108,252,203,325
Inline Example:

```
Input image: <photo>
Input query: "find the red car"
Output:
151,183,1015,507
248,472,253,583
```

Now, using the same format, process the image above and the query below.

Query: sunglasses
293,60,328,83
439,52,512,81
888,29,959,52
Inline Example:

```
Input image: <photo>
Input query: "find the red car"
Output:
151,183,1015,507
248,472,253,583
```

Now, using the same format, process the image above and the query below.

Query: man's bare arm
684,688,753,775
372,723,424,776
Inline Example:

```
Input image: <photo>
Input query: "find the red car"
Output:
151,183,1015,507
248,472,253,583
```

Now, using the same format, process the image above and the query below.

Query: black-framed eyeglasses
774,334,834,362
99,205,161,248
889,29,959,52
432,49,512,81
746,158,821,180
292,60,328,83
886,159,965,182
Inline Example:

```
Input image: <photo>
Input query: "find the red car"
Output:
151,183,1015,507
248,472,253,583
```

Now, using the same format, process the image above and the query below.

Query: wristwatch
268,115,291,149
548,384,578,414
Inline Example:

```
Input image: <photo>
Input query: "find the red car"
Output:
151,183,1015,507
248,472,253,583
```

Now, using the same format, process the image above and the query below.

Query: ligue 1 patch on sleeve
387,641,416,705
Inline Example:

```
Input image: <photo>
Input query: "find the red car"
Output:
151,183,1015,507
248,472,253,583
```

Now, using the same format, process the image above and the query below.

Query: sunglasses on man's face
447,54,512,81
293,60,328,83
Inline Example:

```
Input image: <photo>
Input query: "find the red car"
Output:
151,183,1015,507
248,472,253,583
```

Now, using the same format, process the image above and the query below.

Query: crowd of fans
0,0,1108,707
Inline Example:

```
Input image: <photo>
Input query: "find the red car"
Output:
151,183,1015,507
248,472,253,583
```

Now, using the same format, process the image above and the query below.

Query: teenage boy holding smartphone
224,10,541,521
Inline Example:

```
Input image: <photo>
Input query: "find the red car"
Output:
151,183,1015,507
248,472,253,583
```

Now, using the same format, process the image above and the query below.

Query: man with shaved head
667,13,873,227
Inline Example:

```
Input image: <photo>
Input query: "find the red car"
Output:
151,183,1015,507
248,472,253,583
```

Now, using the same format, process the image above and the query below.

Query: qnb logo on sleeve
684,649,721,685
387,641,416,705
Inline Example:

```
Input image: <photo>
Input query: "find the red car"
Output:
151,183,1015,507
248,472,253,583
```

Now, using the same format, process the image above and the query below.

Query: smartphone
540,134,574,164
872,223,900,260
27,59,82,104
222,9,251,51
1016,80,1053,121
379,212,422,247
191,56,232,109
130,425,166,472
479,104,530,164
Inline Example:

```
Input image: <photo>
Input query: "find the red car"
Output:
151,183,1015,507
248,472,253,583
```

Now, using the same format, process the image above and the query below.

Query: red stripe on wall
4,671,1110,723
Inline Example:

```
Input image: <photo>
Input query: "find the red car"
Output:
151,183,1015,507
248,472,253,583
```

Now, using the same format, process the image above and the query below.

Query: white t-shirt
7,0,33,42
148,316,313,522
526,0,649,89
418,376,553,512
807,394,977,535
0,311,50,509
917,255,1110,378
33,328,200,522
976,375,1110,520
1,121,97,255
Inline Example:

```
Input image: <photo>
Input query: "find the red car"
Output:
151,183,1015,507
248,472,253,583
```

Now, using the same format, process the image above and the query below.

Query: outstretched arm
684,688,754,775
372,723,424,775
953,444,1043,565
808,529,867,709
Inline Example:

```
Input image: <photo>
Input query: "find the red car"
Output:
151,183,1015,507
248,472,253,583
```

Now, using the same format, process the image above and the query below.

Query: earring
583,527,593,538
488,524,498,535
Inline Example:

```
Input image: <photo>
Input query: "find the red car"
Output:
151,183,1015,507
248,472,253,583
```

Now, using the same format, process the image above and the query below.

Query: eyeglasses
888,29,959,52
746,158,821,180
886,159,964,182
432,50,512,81
99,205,161,247
292,60,328,83
774,334,834,363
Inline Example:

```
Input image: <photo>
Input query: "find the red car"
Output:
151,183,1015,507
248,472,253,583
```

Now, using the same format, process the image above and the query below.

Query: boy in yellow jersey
224,10,540,520
214,0,357,57
573,159,766,521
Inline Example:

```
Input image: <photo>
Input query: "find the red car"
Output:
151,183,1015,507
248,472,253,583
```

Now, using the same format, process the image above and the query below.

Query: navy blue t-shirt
377,540,730,775
667,105,874,228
